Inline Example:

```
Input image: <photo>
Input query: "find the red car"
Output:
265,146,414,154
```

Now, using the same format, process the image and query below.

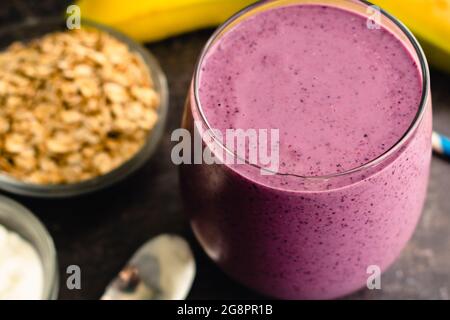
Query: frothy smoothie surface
198,4,422,177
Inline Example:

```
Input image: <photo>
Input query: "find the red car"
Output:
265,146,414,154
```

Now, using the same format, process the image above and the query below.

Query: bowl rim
0,17,169,198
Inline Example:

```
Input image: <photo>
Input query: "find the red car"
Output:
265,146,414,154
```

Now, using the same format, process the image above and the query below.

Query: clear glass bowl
0,18,169,197
0,195,58,299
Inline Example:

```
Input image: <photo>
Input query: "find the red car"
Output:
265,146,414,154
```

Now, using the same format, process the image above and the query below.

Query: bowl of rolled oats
0,18,168,197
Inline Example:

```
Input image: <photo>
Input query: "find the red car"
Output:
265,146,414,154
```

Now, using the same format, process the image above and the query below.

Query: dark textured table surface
1,0,450,300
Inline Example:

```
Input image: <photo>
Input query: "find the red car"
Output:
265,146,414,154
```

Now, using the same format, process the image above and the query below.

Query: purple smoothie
181,2,432,299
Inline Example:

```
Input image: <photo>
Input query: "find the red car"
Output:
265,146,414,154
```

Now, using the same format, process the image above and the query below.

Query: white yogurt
0,224,44,300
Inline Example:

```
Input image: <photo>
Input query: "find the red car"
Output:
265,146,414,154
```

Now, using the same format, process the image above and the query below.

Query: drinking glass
180,0,432,299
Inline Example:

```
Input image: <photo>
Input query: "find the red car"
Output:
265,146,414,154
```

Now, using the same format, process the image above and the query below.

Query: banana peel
372,0,450,73
77,0,450,73
76,0,256,43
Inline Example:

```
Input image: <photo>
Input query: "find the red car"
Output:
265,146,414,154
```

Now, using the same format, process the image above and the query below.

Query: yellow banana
76,0,256,43
372,0,450,73
77,0,450,73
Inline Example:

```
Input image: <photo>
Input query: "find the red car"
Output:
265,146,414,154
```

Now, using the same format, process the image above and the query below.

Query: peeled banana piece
372,0,450,73
76,0,256,43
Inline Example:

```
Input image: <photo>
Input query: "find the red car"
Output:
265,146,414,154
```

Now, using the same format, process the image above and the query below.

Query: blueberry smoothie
180,1,432,299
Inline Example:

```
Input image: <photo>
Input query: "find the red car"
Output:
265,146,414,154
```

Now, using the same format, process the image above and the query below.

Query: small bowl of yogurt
0,195,58,300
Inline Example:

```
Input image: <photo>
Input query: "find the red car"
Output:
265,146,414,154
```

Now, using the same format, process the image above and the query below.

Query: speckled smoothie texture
199,5,421,176
181,3,432,299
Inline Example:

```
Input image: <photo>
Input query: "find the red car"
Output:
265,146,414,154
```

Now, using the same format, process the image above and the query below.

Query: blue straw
433,132,450,158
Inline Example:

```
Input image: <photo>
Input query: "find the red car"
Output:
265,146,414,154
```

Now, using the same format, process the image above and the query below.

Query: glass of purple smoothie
179,0,432,299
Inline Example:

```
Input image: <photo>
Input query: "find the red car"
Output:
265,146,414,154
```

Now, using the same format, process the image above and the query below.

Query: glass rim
192,0,430,180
